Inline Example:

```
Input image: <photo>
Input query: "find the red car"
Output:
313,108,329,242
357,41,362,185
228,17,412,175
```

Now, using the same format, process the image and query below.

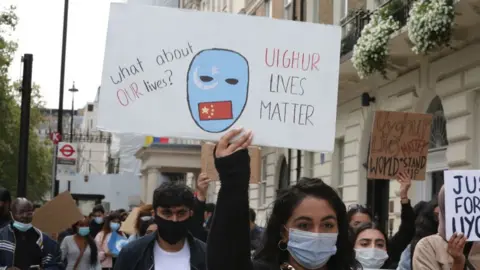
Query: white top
154,240,190,270
60,235,101,270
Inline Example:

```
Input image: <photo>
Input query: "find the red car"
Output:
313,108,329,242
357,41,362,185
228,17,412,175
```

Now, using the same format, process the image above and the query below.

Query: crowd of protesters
0,129,476,269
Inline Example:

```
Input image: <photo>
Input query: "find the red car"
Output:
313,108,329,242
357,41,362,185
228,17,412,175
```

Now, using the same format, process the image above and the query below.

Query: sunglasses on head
140,216,153,221
347,204,369,211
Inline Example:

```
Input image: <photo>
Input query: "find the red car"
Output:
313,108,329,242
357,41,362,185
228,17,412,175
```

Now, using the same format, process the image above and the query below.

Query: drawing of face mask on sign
187,49,249,133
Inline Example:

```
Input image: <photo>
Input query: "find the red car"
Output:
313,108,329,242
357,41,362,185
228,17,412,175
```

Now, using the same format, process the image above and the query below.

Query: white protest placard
98,3,341,152
444,170,480,241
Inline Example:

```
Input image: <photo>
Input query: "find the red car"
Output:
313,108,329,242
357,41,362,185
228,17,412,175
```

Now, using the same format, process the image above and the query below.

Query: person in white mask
204,129,360,270
352,222,390,269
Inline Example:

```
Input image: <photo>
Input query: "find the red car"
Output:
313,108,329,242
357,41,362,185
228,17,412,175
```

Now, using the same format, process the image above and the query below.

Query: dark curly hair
409,198,438,267
254,177,360,270
152,181,194,210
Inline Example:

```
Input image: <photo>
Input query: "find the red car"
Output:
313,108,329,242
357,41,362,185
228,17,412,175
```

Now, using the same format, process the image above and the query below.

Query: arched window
426,96,448,197
427,96,448,149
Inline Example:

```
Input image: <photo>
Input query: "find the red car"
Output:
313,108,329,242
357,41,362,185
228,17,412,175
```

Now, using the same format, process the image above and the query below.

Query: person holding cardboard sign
206,128,359,270
127,205,155,243
412,186,480,270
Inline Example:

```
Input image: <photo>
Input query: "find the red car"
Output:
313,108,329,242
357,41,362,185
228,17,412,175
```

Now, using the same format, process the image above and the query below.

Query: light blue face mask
94,217,104,224
78,227,90,237
286,229,338,269
110,222,120,231
13,221,33,232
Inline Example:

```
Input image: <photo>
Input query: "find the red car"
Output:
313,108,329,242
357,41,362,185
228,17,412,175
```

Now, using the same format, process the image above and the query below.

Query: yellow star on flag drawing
202,106,209,114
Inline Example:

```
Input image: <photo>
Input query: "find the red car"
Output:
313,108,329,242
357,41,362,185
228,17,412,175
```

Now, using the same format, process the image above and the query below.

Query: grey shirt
60,235,101,270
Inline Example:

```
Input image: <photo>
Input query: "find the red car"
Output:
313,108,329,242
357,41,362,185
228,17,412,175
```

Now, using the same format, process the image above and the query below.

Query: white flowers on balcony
407,0,454,54
352,11,400,79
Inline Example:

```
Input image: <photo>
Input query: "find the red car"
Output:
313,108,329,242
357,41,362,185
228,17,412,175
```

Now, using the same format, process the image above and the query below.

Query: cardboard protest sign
120,207,139,235
32,191,84,234
201,142,261,183
98,3,341,152
444,170,480,241
368,111,432,180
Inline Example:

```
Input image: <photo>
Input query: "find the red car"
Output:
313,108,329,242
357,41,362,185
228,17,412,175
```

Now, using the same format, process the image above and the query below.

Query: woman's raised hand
447,232,467,265
215,128,253,158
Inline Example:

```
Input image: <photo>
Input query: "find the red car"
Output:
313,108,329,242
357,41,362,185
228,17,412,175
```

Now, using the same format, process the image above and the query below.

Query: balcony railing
63,132,112,144
340,0,414,57
341,9,370,56
378,0,414,27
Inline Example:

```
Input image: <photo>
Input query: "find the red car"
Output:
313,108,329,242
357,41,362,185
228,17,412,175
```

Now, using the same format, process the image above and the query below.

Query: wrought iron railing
340,9,371,56
340,0,414,57
378,0,414,27
63,132,112,143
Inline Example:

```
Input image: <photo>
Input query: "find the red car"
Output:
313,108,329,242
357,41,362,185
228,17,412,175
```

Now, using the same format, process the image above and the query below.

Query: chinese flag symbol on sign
198,101,233,121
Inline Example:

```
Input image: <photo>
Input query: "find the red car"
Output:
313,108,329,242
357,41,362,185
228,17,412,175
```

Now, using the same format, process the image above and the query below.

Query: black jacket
189,198,208,242
207,149,272,270
114,232,206,270
89,220,103,238
384,201,415,269
0,216,10,230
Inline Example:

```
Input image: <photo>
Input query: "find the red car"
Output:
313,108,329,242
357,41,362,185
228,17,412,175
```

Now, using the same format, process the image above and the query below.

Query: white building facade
77,88,111,175
172,0,480,233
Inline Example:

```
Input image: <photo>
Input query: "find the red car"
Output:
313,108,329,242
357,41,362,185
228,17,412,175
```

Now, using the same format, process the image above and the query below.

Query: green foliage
0,6,52,202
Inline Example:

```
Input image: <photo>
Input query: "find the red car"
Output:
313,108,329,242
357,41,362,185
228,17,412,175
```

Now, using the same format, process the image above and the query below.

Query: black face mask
154,215,189,245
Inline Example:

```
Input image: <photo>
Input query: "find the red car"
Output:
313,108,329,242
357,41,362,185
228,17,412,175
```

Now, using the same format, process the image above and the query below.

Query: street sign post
57,142,77,177
50,132,62,145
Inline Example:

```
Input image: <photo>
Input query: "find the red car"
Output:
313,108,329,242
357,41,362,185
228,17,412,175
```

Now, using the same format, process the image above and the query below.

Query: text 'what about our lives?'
111,42,195,107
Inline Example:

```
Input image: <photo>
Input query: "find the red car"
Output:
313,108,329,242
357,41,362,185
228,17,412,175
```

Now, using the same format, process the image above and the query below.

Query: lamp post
68,82,78,143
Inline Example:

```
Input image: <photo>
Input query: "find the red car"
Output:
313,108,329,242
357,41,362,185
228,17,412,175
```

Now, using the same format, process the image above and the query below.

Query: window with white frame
336,139,345,198
259,156,268,207
284,0,293,20
265,0,273,18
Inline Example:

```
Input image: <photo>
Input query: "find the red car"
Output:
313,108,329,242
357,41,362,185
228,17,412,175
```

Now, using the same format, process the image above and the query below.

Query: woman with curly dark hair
207,129,360,270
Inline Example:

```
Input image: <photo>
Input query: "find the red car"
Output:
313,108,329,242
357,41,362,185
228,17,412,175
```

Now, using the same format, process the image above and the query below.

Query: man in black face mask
0,188,11,229
114,181,206,270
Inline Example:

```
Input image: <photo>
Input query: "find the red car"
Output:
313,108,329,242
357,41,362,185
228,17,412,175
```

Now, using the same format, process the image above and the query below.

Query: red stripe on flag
198,101,233,121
